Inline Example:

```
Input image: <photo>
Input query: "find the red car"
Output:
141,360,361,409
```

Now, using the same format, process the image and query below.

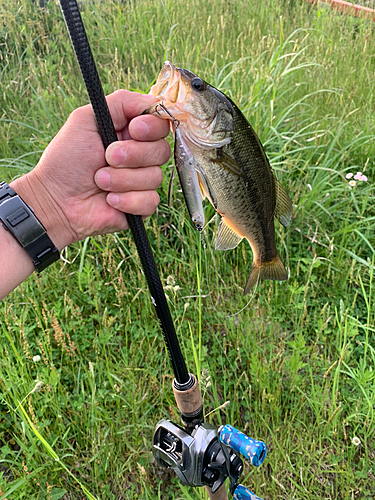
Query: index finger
105,89,158,131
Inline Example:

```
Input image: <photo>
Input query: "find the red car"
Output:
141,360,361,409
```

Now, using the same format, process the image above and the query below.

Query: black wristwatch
0,181,60,272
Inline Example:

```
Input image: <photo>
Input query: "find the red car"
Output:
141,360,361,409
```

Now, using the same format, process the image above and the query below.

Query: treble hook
155,101,180,128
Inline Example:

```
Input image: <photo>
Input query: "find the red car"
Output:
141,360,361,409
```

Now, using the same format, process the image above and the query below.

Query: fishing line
226,290,256,318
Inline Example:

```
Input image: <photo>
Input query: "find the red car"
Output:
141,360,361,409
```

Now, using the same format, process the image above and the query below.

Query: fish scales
194,98,278,264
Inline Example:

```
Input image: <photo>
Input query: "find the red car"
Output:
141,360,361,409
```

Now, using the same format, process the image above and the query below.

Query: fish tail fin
243,253,288,296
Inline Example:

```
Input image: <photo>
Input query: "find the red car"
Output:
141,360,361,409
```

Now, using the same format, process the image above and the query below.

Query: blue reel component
233,484,263,500
219,424,267,467
152,419,267,499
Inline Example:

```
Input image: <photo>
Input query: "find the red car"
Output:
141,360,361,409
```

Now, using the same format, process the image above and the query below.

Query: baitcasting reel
153,419,267,499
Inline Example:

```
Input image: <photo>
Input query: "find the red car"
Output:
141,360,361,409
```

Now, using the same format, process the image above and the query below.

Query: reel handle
233,484,263,500
219,425,267,467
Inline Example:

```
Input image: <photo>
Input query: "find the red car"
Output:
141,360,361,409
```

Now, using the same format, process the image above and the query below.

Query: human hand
11,90,171,250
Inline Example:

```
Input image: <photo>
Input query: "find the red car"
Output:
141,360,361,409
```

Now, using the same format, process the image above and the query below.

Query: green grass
1,0,375,498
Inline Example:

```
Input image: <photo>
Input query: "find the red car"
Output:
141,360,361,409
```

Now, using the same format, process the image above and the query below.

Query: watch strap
0,181,60,272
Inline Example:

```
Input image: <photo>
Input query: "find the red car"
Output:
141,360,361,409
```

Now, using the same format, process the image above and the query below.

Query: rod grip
219,425,267,467
233,484,263,500
172,374,203,424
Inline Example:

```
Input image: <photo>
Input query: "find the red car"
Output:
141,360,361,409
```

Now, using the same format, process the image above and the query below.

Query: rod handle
233,484,263,500
219,425,267,467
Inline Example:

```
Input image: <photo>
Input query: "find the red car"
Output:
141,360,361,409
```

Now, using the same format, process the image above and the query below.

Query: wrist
10,172,75,251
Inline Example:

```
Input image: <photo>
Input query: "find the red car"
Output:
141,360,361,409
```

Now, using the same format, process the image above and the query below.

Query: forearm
0,221,36,300
0,174,73,300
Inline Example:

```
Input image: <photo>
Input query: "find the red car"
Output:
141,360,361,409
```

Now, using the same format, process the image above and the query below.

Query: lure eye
191,77,205,92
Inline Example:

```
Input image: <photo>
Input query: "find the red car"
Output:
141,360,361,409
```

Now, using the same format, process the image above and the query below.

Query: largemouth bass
145,61,293,295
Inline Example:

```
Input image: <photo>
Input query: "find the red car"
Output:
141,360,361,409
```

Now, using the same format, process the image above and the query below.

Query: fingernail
108,145,126,165
107,193,119,207
95,170,110,189
132,120,149,140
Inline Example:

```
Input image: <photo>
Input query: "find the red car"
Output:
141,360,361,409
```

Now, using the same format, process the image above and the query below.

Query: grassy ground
0,0,374,499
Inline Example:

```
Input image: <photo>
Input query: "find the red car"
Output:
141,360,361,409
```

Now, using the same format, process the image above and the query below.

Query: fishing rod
58,1,267,499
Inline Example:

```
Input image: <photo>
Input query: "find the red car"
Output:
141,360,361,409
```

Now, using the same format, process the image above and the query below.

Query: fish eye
191,77,205,92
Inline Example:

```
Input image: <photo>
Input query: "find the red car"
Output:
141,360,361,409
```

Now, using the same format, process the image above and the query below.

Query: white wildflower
32,355,41,363
352,436,361,446
347,172,368,183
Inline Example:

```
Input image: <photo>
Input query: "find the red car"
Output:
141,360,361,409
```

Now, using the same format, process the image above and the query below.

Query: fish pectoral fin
196,162,218,209
273,174,293,227
215,219,243,250
215,150,244,177
198,177,207,202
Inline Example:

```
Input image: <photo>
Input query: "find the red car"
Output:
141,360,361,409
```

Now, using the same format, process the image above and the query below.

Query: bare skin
0,90,171,300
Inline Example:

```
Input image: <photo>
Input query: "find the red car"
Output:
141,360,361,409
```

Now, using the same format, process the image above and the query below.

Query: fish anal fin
243,252,288,295
215,219,243,250
273,174,293,228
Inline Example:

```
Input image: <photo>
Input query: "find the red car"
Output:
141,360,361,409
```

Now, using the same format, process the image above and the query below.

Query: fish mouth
146,62,233,151
147,61,192,123
149,61,181,104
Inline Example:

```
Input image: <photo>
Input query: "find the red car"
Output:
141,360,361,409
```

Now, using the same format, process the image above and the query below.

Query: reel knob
219,425,267,467
233,484,264,500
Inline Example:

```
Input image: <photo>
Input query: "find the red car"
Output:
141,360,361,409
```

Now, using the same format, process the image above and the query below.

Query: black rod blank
58,0,190,386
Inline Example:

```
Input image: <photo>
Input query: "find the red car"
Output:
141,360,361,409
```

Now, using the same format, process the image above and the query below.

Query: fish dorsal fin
215,150,244,177
273,174,293,227
215,219,243,250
